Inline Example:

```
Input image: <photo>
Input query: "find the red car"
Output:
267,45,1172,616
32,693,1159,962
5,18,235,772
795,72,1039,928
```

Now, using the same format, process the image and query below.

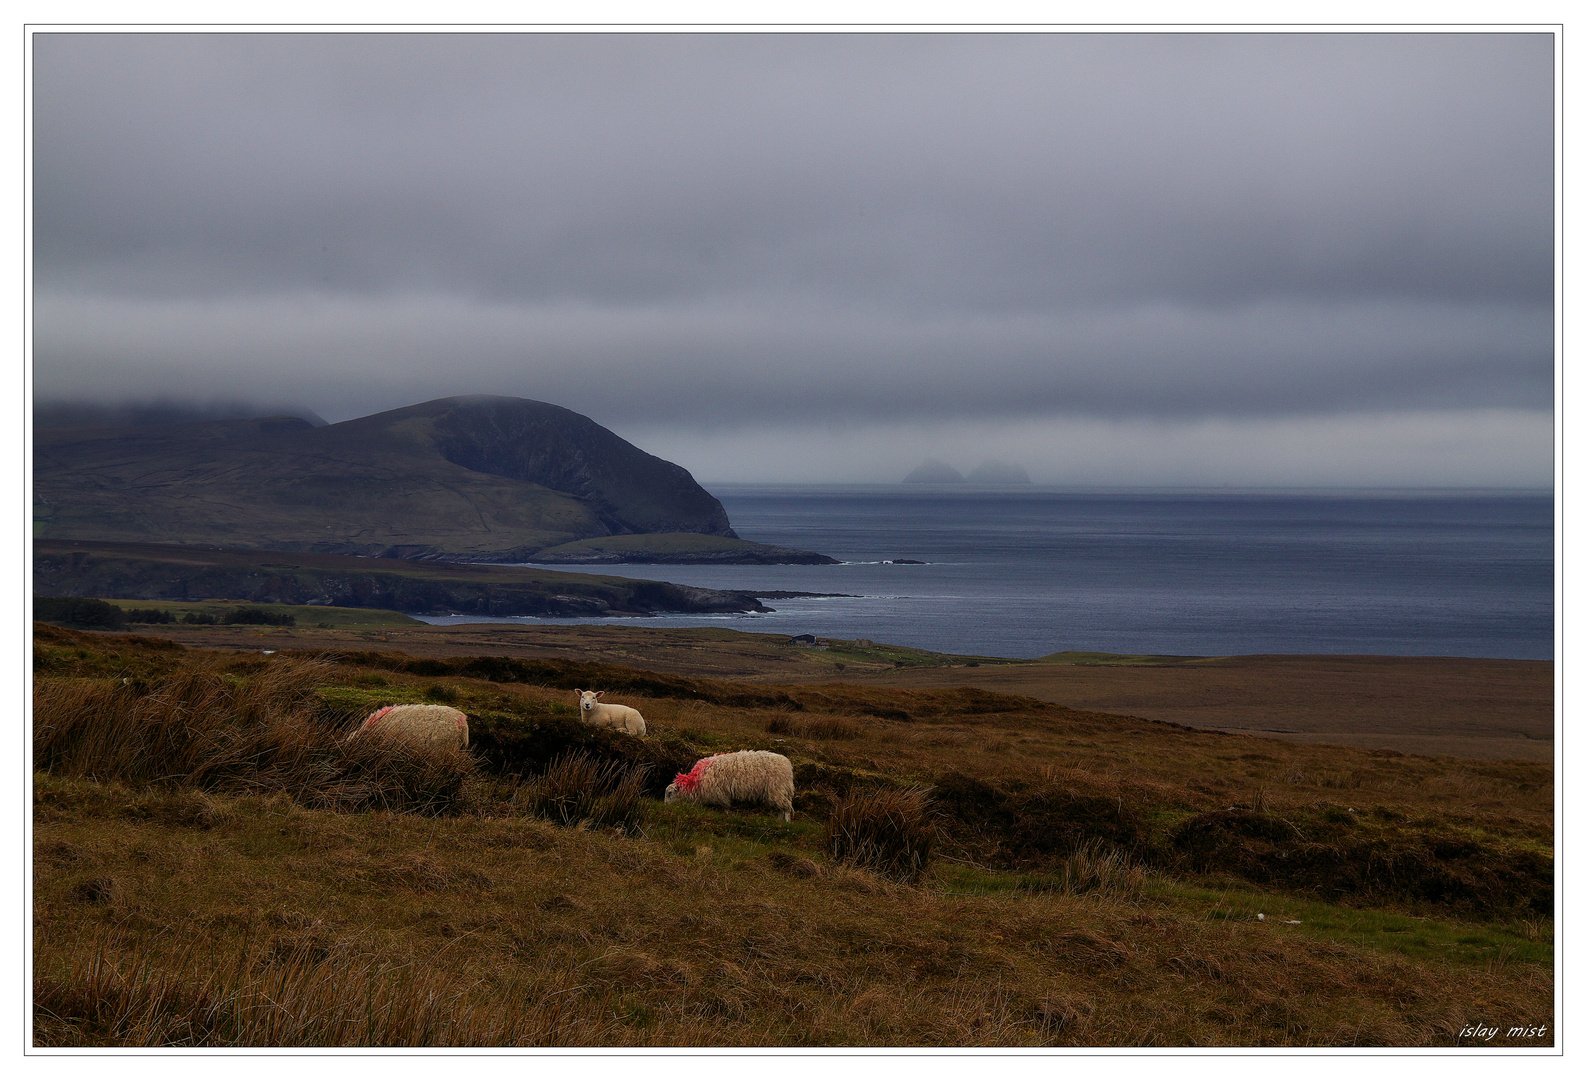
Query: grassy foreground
32,624,1554,1047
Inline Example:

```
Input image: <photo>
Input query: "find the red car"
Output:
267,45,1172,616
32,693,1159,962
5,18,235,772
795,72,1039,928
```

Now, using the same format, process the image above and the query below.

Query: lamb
575,690,647,736
664,750,795,822
351,704,470,749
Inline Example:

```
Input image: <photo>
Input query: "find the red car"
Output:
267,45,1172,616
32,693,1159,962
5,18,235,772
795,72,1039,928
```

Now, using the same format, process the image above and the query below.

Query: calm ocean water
417,487,1555,661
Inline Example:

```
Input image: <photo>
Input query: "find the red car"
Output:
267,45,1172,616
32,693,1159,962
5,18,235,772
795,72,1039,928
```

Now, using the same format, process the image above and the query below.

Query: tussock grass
462,703,696,799
825,785,935,883
33,657,473,814
511,751,650,833
33,934,621,1047
947,841,1152,903
1048,839,1150,901
766,715,864,740
930,770,1149,873
1167,805,1552,919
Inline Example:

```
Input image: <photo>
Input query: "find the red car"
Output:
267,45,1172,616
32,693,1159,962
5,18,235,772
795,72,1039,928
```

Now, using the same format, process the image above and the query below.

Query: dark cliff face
422,397,738,538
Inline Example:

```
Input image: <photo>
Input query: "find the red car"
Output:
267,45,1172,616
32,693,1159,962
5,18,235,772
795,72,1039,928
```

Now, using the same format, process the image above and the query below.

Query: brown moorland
862,654,1555,764
32,622,1554,1047
115,620,1555,760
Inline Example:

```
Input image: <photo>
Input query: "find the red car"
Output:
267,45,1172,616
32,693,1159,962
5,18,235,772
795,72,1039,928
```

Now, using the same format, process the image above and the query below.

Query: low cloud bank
629,410,1554,488
33,289,1552,430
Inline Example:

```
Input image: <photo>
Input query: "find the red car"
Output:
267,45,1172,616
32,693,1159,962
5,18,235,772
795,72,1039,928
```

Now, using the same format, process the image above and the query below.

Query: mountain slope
33,396,831,563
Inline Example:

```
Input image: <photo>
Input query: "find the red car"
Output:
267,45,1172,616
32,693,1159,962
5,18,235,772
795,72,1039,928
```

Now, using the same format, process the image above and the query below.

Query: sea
415,486,1556,661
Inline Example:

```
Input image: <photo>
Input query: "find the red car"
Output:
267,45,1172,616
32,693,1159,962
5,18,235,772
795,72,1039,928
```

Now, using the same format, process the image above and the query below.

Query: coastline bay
418,486,1555,662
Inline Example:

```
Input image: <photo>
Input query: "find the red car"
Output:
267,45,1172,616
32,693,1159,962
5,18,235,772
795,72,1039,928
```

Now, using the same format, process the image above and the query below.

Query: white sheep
664,750,795,821
351,704,470,749
575,690,647,736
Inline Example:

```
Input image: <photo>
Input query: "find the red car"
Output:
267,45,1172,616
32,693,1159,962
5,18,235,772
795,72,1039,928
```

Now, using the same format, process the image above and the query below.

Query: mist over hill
34,399,329,429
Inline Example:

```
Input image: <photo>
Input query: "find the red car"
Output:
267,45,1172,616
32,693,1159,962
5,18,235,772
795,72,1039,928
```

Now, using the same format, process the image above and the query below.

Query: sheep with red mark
351,704,470,749
665,750,794,821
575,690,647,736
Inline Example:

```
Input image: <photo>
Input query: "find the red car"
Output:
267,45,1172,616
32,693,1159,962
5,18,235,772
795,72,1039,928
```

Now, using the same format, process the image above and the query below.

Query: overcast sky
31,32,1555,485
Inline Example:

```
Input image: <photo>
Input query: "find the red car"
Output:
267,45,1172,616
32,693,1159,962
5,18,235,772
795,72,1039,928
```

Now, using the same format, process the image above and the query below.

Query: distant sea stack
966,459,1032,485
903,459,966,484
903,458,1032,484
33,395,835,564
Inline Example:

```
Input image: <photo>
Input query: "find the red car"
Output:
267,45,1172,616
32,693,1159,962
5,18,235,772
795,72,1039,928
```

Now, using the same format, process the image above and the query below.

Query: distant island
902,459,966,484
903,458,1032,485
34,395,835,565
966,459,1032,485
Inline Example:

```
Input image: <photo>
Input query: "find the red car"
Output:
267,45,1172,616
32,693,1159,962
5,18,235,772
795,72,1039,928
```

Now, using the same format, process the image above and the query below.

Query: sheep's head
577,690,603,716
664,782,680,803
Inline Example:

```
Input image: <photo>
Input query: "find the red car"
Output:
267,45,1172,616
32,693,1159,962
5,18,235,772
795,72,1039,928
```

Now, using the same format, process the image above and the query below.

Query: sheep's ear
595,691,605,699
574,689,583,696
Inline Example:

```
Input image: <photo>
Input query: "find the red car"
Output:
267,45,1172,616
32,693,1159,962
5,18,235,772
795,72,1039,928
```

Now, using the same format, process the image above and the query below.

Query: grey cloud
30,31,1555,447
33,291,1550,428
630,409,1554,488
34,34,1552,306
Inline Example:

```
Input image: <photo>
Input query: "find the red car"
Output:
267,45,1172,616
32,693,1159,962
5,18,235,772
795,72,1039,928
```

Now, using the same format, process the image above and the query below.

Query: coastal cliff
33,395,833,565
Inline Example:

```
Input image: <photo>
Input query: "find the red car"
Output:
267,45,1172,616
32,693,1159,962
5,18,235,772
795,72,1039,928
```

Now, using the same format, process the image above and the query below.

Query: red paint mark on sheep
673,757,715,792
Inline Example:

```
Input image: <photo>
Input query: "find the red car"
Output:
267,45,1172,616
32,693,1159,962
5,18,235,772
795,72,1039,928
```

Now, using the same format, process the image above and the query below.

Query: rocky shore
33,540,771,617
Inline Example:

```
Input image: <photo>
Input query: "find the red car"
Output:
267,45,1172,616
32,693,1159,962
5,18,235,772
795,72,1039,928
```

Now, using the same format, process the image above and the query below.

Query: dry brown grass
33,932,623,1046
33,655,474,813
117,619,1552,759
824,785,936,883
32,776,1554,1047
1046,839,1151,901
508,751,650,833
31,629,1556,1047
766,714,864,740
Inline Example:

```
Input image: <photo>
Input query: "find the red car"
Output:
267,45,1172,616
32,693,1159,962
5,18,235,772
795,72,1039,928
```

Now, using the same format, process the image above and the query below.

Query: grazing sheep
352,704,470,749
665,750,794,821
575,690,647,736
